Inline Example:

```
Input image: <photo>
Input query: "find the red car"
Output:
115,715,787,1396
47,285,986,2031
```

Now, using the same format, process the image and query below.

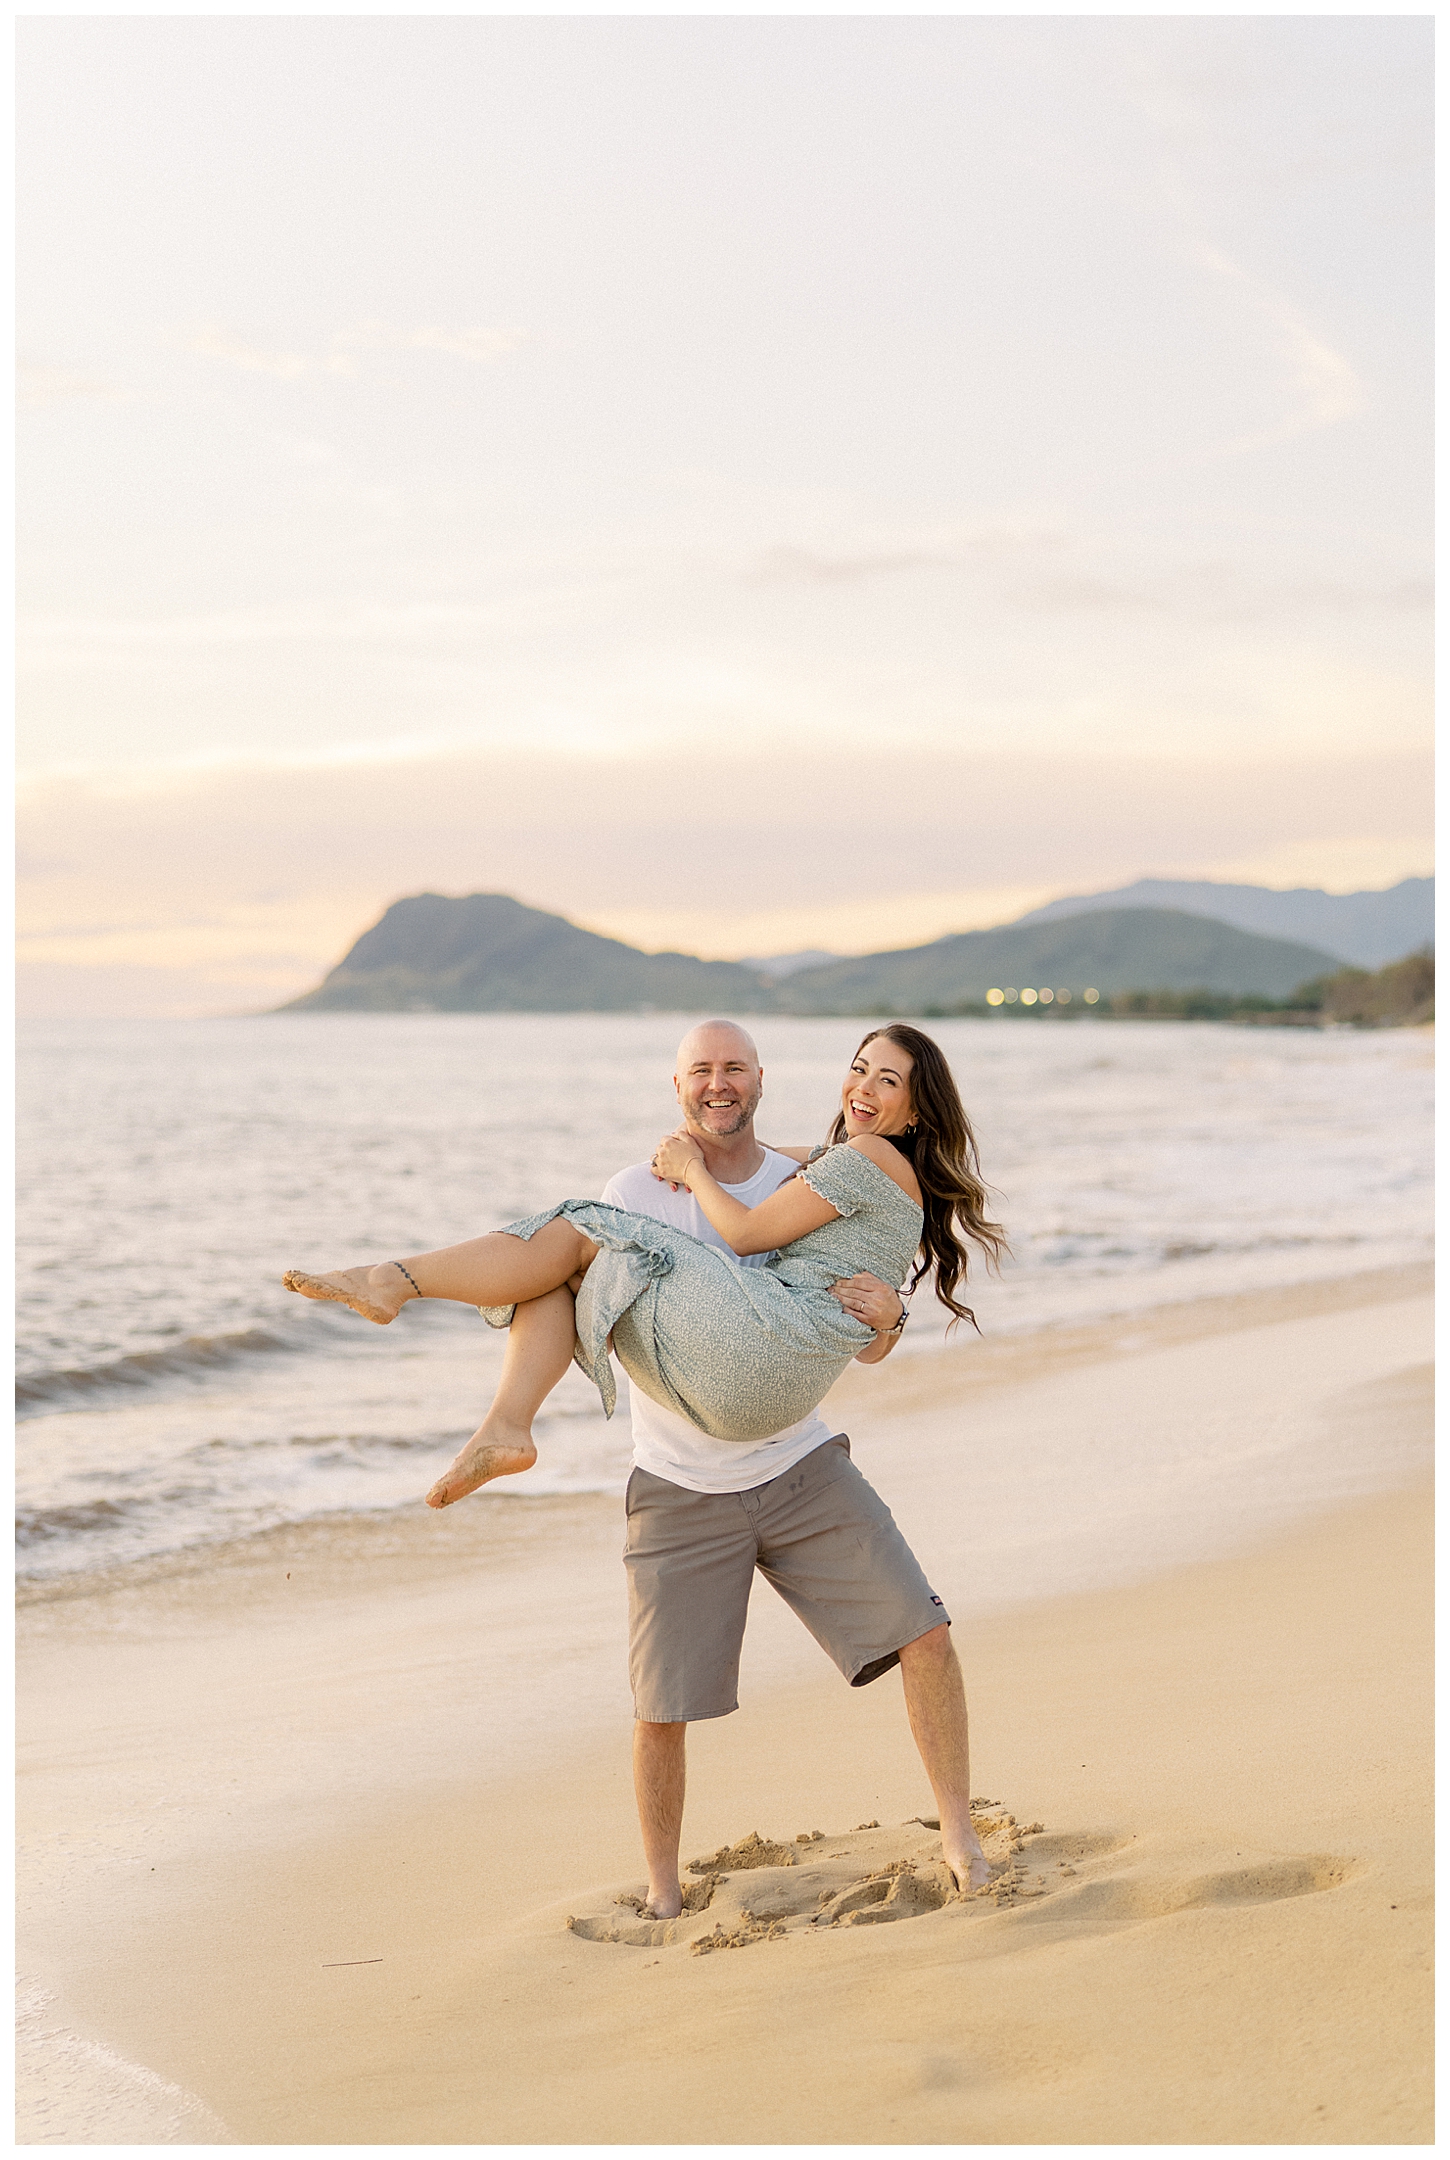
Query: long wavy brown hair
827,1024,1007,1329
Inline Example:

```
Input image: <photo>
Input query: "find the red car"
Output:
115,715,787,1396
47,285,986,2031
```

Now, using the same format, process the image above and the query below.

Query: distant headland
276,877,1432,1026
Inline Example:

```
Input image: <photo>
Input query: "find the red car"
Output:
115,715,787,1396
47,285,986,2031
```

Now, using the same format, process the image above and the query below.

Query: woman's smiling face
840,1036,916,1139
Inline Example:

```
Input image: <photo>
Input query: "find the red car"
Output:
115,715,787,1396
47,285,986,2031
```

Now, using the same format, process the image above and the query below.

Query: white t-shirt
600,1149,839,1494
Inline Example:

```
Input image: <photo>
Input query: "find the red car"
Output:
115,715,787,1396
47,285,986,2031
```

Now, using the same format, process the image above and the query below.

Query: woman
284,1025,1005,1507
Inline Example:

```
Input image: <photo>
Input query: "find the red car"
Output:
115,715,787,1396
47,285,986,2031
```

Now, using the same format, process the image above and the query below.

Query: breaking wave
16,1328,297,1415
16,1498,136,1547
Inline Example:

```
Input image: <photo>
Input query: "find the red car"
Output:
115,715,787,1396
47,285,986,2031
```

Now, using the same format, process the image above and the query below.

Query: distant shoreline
252,1004,1432,1029
282,893,1423,1018
276,888,1434,1027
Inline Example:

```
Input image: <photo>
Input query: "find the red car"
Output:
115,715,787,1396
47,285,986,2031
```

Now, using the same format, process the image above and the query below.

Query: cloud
18,360,120,406
1281,317,1363,433
745,544,956,587
1010,574,1168,616
189,317,527,382
737,526,1425,625
744,525,1069,590
1010,565,1431,622
395,324,528,362
1187,570,1432,621
1195,244,1366,452
17,599,520,660
189,324,356,381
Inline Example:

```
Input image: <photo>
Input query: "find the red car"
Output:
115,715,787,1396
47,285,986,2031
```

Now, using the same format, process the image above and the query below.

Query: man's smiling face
673,1022,763,1139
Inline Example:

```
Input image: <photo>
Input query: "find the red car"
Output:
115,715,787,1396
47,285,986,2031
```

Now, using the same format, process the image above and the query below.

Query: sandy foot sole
281,1266,408,1325
426,1427,538,1508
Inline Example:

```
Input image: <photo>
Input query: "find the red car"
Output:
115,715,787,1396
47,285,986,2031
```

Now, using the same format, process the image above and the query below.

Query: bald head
675,1019,759,1073
673,1020,764,1141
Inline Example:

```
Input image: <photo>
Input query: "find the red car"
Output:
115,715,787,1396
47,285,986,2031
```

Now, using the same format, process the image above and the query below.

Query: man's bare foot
644,1884,684,1920
944,1836,993,1896
282,1263,415,1324
425,1417,538,1507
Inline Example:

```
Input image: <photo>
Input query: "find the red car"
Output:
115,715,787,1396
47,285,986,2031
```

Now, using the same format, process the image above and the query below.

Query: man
602,1018,986,1915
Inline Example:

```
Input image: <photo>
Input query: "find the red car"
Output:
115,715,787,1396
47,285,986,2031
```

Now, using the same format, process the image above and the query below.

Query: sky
16,14,1433,1016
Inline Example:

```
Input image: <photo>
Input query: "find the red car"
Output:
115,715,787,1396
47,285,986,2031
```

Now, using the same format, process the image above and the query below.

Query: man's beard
686,1086,761,1137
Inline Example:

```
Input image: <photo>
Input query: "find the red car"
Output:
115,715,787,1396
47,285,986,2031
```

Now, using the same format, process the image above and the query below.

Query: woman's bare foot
282,1262,415,1324
425,1416,538,1507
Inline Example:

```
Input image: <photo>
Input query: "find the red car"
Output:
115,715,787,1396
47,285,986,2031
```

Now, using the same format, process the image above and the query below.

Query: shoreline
17,1265,1433,2143
18,1257,1431,1615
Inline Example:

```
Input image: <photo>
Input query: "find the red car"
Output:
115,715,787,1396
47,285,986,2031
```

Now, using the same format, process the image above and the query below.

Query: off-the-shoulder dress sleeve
796,1142,888,1219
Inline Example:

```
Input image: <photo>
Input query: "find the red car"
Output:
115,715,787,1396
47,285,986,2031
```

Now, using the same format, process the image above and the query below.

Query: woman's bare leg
426,1286,578,1508
283,1220,600,1324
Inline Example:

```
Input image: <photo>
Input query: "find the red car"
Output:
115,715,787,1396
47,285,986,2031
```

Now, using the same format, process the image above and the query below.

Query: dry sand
16,1267,1433,2144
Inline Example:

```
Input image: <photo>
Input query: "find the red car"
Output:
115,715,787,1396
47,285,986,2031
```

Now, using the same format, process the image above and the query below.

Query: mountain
1013,877,1432,970
739,949,841,979
280,892,779,1013
280,893,1344,1016
774,909,1341,1012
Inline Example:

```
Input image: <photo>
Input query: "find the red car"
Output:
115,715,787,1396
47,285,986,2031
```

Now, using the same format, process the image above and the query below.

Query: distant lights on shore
985,984,1096,1010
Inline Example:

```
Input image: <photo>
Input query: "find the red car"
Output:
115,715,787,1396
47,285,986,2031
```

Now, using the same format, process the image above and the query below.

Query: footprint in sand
566,1808,1032,1953
1008,1847,1358,1937
564,1812,1357,1955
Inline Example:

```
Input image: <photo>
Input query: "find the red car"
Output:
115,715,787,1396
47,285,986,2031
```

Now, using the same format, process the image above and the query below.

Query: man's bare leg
283,1220,600,1323
426,1286,578,1509
633,1721,687,1918
897,1624,991,1893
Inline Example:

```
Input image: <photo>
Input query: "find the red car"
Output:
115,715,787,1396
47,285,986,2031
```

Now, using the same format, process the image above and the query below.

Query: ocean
16,1012,1433,1589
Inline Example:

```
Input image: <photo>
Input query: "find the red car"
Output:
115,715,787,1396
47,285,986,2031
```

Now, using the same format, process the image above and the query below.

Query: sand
16,1266,1433,2144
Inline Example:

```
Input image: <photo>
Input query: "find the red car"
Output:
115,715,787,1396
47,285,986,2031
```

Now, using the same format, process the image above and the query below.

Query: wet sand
16,1268,1433,2143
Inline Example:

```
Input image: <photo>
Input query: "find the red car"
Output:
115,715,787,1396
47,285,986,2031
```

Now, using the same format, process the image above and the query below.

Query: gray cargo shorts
623,1434,949,1723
